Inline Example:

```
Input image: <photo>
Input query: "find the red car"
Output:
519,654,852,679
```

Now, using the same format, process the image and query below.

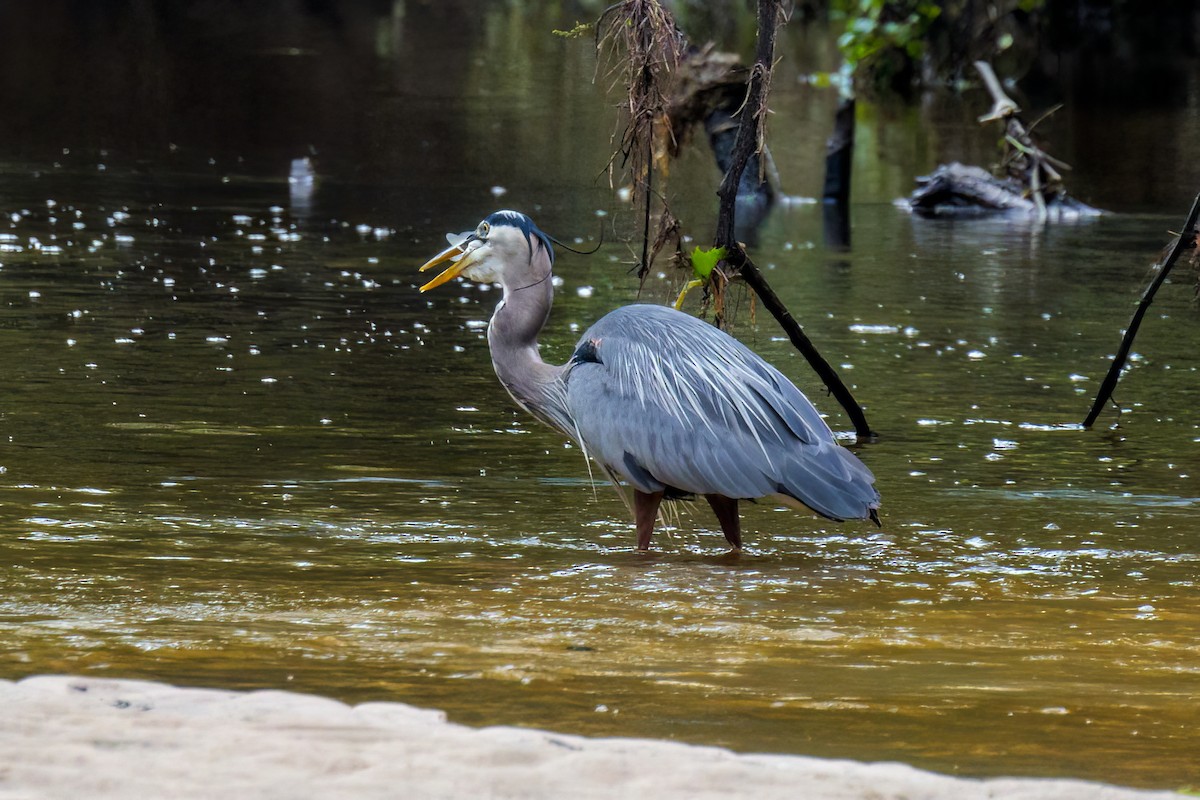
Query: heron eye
476,221,490,239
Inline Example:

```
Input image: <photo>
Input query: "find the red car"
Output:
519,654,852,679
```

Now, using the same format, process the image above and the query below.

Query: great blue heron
419,210,880,551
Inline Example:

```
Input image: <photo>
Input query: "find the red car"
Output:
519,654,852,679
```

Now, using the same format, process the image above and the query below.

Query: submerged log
822,97,855,206
705,107,775,240
667,45,776,240
902,162,1102,220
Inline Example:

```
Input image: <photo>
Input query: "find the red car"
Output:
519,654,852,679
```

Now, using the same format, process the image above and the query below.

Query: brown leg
704,494,742,551
634,489,664,551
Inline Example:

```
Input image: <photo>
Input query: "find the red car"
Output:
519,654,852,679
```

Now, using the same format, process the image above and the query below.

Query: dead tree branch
714,0,874,439
974,60,1070,223
1083,192,1200,428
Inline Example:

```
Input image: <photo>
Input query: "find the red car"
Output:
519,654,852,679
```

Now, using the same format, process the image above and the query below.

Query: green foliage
674,246,728,310
832,0,942,73
552,21,593,39
689,245,726,280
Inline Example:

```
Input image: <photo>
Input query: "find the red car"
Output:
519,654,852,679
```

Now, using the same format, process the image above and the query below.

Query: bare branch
712,0,874,439
1083,192,1200,428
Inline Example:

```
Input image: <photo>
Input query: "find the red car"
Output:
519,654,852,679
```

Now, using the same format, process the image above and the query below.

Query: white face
455,220,502,284
456,219,531,286
419,213,548,294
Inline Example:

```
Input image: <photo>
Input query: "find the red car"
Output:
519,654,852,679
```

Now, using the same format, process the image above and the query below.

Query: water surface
1,2,1198,790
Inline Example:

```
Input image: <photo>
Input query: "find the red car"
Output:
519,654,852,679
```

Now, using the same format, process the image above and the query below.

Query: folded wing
564,304,879,521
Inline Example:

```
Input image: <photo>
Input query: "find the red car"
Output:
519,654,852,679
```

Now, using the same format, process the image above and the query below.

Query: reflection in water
288,156,316,218
0,1,1199,792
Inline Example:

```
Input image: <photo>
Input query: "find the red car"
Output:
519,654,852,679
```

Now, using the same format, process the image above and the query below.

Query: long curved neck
487,260,571,434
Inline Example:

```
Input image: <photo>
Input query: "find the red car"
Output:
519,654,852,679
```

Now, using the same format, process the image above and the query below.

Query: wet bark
713,0,776,251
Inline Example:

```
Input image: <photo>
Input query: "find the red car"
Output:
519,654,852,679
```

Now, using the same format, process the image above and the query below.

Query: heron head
419,210,554,292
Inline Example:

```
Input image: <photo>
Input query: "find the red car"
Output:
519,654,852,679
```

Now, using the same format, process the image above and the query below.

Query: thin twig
639,118,653,280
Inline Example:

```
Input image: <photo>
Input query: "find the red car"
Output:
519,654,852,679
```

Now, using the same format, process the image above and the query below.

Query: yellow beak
418,242,475,292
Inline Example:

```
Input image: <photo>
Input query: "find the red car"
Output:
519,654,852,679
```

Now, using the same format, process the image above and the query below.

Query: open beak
418,241,474,292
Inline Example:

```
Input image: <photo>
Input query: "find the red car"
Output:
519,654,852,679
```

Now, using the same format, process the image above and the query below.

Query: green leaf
689,246,726,280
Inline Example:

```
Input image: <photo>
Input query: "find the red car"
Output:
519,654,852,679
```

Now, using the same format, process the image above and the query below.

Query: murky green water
1,2,1198,790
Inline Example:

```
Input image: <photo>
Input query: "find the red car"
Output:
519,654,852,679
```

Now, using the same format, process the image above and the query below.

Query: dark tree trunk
822,96,855,250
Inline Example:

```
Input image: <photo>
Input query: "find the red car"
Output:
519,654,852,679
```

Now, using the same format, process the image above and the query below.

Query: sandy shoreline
0,675,1180,799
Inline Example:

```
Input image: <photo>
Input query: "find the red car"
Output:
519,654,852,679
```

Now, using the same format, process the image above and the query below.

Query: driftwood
1082,192,1200,428
822,98,855,206
907,162,1102,220
903,62,1102,221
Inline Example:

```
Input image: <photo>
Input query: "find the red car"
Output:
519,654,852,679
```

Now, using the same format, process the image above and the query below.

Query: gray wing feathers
564,304,879,520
